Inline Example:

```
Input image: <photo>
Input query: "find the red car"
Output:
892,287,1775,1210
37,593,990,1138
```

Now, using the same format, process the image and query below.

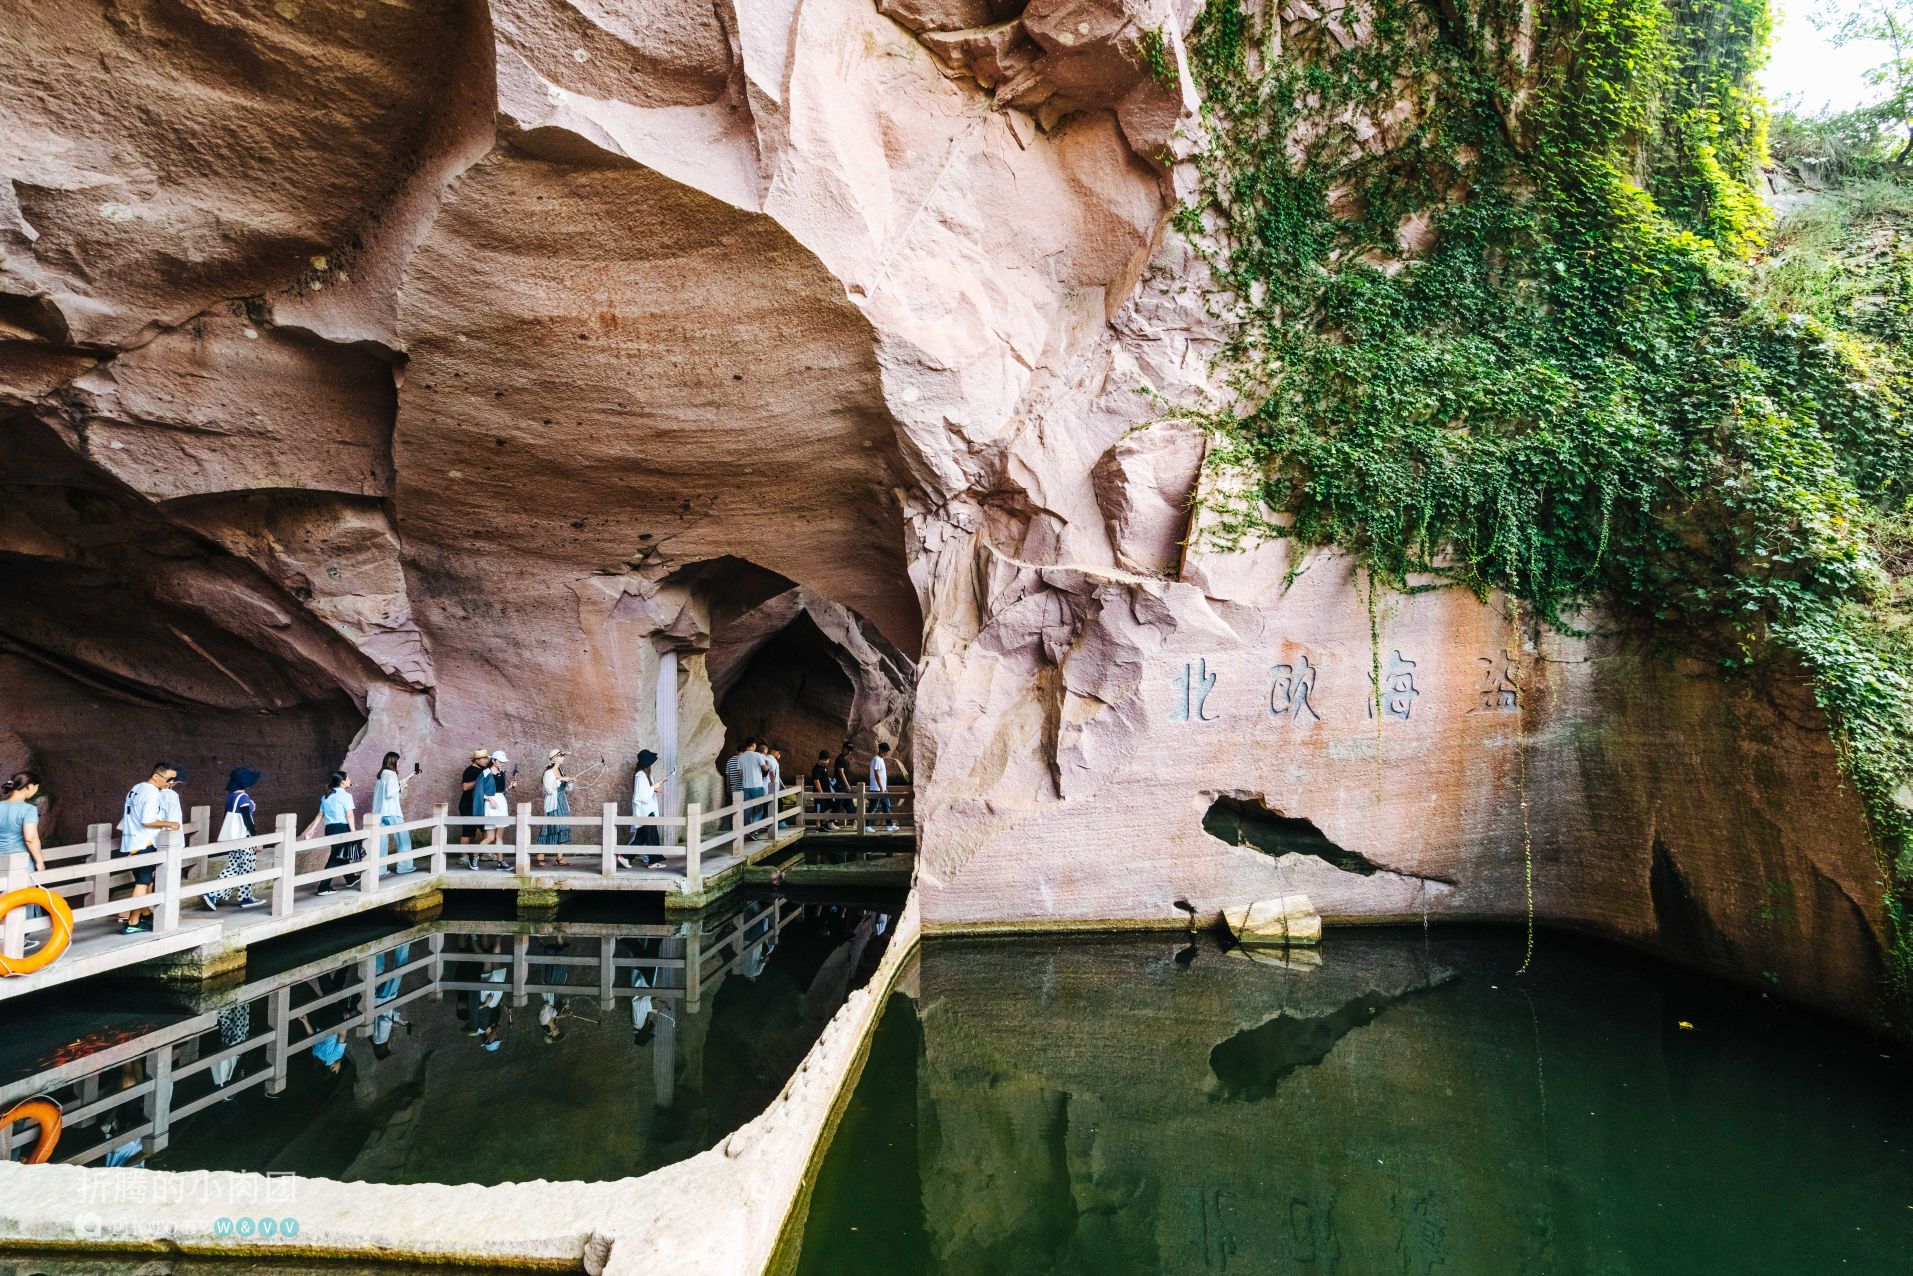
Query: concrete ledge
742,855,914,890
0,922,218,1003
0,896,924,1276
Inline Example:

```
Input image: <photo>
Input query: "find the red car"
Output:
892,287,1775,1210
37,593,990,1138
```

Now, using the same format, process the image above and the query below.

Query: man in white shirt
117,762,182,934
738,739,770,839
868,742,898,832
765,745,786,831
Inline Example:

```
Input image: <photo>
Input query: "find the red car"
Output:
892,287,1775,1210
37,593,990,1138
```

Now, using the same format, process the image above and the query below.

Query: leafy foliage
1176,0,1913,998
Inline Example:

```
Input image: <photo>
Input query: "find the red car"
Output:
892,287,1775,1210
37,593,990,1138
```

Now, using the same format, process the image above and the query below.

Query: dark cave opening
1202,794,1381,876
716,611,861,765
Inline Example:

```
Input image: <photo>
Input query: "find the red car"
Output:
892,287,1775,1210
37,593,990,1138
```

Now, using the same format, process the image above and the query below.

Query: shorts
114,846,158,887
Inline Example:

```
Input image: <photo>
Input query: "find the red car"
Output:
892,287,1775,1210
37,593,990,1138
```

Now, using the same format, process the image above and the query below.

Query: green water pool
793,929,1913,1276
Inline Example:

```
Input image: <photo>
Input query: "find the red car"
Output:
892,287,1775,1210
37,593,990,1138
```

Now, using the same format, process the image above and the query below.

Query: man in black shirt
808,751,834,830
458,748,486,867
831,741,856,829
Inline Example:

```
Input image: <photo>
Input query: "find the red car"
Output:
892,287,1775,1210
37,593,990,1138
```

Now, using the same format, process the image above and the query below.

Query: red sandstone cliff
0,0,1891,1028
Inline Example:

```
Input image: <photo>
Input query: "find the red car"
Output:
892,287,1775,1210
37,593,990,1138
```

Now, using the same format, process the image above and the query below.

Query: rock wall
0,0,1893,1026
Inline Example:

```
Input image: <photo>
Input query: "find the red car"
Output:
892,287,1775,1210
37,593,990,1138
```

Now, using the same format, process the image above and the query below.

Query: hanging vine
1172,0,1913,1002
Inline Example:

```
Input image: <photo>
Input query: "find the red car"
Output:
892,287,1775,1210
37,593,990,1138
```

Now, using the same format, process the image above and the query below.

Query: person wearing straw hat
536,748,573,868
482,749,516,870
204,767,264,909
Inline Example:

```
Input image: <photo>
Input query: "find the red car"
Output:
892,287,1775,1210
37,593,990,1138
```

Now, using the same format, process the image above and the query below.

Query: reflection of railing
0,899,805,1168
796,784,915,837
0,786,808,967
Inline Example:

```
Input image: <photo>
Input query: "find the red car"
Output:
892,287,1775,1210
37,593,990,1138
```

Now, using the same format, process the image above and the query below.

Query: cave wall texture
0,0,1893,1028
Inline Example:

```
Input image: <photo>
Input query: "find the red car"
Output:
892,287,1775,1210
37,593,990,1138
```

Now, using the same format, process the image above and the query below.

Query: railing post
684,802,702,893
430,804,449,875
155,837,184,933
149,1043,174,1154
731,796,745,854
357,955,379,1035
601,802,618,877
2,852,30,959
272,814,299,918
515,802,533,875
684,923,703,1012
512,934,529,1008
430,933,446,1002
599,936,615,1005
361,817,381,896
87,822,113,911
858,784,869,836
267,987,292,1095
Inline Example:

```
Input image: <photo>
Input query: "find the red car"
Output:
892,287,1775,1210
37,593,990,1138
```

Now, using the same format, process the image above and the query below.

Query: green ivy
1138,27,1179,89
1177,0,1913,1005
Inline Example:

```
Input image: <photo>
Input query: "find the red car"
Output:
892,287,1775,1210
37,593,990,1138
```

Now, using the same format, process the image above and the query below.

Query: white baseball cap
490,750,509,762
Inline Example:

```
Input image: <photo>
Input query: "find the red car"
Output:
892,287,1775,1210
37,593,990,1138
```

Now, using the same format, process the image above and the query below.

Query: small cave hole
1202,794,1379,876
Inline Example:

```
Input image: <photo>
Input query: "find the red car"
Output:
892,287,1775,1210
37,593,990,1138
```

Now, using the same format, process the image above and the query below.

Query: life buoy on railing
0,887,75,977
0,1096,63,1163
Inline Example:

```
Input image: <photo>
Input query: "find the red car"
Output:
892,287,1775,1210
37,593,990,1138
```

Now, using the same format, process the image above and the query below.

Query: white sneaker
887,823,899,832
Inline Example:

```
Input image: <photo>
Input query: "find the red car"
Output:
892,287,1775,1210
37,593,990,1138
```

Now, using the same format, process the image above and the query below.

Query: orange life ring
1,1096,63,1163
0,886,75,976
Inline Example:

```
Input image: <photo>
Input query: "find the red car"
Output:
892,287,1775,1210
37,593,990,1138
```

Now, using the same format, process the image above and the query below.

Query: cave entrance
664,556,916,808
715,612,859,764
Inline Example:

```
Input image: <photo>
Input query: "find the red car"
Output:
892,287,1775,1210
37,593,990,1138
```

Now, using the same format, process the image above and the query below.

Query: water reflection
796,930,1913,1276
1,896,895,1184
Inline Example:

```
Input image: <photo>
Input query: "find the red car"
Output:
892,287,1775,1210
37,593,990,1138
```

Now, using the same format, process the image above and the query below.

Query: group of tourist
717,736,903,836
802,739,902,832
8,738,904,941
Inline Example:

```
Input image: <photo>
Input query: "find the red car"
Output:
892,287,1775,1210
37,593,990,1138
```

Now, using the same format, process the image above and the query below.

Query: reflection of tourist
211,1002,251,1089
311,1033,347,1072
205,768,263,910
624,750,668,868
375,942,410,1001
630,965,655,1044
99,1061,151,1167
373,752,417,874
371,1009,408,1060
472,951,508,1050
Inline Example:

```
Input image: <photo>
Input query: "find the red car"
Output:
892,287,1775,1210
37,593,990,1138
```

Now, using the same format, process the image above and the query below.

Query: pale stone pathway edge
0,896,923,1276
